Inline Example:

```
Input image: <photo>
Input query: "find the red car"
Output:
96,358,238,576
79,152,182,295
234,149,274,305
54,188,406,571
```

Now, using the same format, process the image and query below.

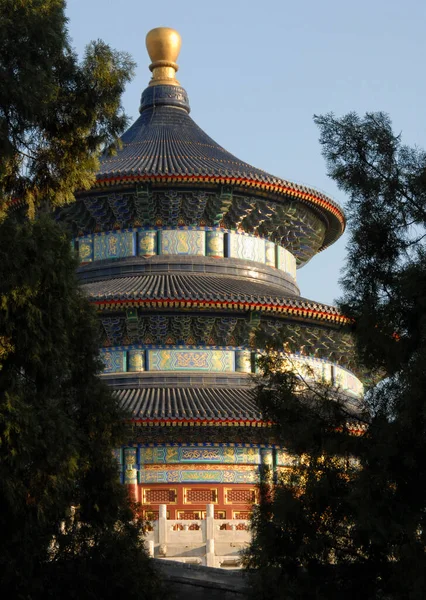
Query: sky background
65,0,426,305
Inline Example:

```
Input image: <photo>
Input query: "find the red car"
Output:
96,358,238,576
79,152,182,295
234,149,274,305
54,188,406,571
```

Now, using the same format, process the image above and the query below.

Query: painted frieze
99,345,364,397
235,350,252,373
138,230,157,256
206,230,225,257
124,447,138,484
277,244,297,280
94,231,136,260
265,240,275,267
228,232,265,263
128,349,145,372
101,349,126,373
78,235,93,262
147,349,234,372
159,229,205,255
138,467,259,484
75,227,298,280
139,445,261,465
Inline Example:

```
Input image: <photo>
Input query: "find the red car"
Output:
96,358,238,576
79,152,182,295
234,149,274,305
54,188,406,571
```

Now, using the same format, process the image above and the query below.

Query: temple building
59,28,363,526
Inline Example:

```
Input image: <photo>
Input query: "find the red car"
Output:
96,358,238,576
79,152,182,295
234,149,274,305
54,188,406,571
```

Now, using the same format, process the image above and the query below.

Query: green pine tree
244,113,426,599
0,2,163,598
0,0,134,218
0,218,162,599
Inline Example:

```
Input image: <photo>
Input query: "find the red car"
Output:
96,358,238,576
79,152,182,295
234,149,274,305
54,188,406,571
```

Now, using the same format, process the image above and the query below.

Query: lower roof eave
127,418,368,433
129,418,272,428
91,173,345,249
92,298,349,325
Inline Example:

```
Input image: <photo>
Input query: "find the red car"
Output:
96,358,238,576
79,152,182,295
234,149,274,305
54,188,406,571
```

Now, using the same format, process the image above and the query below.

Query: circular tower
59,28,363,520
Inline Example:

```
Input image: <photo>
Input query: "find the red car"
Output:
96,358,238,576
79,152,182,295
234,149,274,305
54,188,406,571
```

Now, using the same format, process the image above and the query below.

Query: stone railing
144,504,250,569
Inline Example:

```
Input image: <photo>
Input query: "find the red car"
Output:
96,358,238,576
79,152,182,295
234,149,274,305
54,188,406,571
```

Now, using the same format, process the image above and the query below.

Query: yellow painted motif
128,350,144,372
223,447,234,463
139,232,156,255
166,447,178,462
181,448,221,460
79,243,92,261
108,236,118,255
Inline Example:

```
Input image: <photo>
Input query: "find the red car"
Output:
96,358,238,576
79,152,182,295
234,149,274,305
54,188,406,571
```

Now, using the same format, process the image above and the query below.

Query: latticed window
203,510,226,519
143,488,177,504
232,511,250,520
225,488,256,504
177,510,203,521
143,510,170,521
184,488,218,503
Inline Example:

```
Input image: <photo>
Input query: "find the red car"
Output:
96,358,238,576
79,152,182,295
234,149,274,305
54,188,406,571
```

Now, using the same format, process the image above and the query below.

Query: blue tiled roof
82,273,343,322
83,273,292,302
98,85,282,183
115,385,364,424
116,386,260,422
96,86,344,229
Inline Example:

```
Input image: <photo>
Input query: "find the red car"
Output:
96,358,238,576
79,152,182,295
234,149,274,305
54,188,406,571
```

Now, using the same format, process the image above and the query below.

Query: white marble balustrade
144,504,250,568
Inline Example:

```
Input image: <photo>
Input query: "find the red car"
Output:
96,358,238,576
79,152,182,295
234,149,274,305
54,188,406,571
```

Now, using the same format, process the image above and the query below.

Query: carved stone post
205,503,215,567
158,504,167,557
146,540,154,557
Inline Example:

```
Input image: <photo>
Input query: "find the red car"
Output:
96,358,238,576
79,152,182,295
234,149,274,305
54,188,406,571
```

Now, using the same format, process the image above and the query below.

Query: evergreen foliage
0,218,162,599
0,2,162,598
0,0,135,218
244,113,426,599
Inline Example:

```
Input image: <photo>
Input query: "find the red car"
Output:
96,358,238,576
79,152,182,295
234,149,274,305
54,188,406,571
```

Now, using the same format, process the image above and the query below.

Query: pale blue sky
66,0,426,305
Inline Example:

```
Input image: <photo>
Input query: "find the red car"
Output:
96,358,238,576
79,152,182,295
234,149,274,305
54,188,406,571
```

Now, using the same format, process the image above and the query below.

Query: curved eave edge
129,418,368,434
130,418,272,427
92,297,351,325
93,174,346,242
7,177,345,250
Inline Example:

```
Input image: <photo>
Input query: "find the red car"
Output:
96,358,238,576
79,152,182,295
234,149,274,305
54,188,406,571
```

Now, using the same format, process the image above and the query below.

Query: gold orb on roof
146,27,181,64
146,27,182,86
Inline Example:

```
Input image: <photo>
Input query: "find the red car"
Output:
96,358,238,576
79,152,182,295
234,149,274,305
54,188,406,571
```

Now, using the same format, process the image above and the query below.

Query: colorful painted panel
139,468,259,484
228,233,265,263
124,448,138,484
139,445,261,465
75,228,300,283
78,236,93,262
277,245,297,280
138,230,157,256
176,447,224,463
139,447,167,464
235,351,252,373
265,240,275,267
94,231,136,260
276,245,287,274
206,230,224,257
159,229,205,256
128,349,145,372
147,349,234,372
101,350,127,373
334,366,364,397
234,447,260,464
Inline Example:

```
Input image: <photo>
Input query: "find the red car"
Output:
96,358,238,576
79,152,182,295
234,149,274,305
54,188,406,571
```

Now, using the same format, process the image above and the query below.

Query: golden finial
146,27,182,87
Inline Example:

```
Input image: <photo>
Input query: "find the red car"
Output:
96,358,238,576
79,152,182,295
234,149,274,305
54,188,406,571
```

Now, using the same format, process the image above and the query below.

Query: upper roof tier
94,28,345,253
